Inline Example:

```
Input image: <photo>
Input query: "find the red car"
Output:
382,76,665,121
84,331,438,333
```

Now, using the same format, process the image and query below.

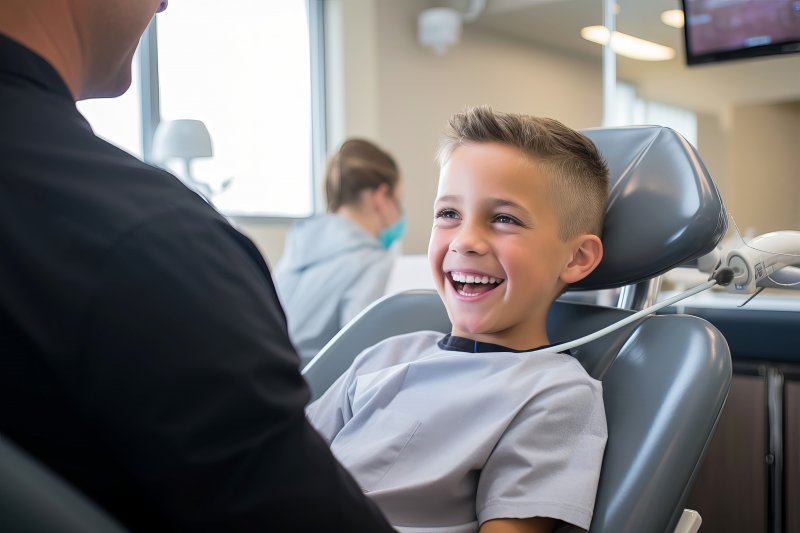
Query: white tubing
535,279,718,355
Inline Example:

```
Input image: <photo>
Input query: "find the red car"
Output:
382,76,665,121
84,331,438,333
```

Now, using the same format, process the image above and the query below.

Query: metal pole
766,366,784,533
602,0,616,127
139,19,162,163
617,277,663,311
308,0,328,215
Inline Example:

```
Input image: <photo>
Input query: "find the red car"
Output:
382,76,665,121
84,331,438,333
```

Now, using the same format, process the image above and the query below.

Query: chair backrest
576,126,727,290
0,435,128,533
302,125,733,532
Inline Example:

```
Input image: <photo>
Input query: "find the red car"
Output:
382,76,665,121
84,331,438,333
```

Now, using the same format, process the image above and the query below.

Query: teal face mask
379,214,406,249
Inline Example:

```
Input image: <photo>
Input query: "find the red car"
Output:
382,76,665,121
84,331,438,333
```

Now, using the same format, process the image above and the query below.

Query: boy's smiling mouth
447,271,505,298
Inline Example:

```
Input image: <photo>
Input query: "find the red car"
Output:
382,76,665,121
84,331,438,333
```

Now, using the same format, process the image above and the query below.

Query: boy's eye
435,208,460,220
493,213,520,225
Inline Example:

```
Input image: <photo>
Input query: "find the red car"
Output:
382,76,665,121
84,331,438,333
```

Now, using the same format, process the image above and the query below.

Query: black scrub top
0,33,393,532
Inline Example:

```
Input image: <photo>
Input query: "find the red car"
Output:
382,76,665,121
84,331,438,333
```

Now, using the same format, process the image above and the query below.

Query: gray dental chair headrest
572,126,727,291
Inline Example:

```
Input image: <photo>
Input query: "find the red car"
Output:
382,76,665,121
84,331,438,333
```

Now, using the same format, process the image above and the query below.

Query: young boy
307,106,609,533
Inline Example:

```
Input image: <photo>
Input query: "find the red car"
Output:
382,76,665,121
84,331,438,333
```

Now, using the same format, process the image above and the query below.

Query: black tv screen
682,0,800,65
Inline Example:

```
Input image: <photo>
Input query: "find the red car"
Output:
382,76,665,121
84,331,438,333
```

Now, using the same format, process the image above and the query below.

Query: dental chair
0,435,128,533
303,126,732,533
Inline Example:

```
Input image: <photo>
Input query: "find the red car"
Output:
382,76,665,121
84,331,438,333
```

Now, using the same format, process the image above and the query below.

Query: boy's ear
559,234,603,285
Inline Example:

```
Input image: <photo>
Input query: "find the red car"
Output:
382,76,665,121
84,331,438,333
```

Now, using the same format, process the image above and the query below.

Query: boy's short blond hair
438,106,609,240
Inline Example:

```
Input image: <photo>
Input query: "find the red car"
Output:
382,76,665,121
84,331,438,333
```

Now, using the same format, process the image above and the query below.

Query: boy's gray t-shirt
306,331,607,532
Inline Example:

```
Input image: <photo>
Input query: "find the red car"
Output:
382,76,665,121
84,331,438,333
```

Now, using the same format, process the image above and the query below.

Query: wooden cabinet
787,381,799,533
663,302,800,533
686,374,767,533
686,368,800,533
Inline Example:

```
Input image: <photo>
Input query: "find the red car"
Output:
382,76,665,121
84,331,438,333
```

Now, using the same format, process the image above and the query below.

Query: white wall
694,102,800,238
726,102,800,234
696,112,729,201
621,54,800,117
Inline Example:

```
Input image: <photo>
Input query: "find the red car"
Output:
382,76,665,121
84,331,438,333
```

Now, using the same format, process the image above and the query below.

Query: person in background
0,0,394,531
275,138,405,365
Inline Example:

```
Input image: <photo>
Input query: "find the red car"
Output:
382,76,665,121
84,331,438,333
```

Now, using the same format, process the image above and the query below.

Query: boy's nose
449,222,489,255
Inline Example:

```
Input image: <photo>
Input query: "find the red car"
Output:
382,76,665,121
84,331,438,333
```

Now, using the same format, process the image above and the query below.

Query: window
76,51,143,159
614,82,698,148
156,1,316,217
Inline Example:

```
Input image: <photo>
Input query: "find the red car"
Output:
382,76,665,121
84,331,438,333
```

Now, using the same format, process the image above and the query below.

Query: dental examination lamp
417,0,486,54
151,119,232,201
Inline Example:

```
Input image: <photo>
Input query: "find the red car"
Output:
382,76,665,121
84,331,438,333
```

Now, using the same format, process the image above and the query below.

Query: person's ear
371,183,392,210
560,234,603,285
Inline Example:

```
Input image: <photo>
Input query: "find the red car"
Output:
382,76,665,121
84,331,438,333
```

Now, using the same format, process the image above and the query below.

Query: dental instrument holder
719,231,800,294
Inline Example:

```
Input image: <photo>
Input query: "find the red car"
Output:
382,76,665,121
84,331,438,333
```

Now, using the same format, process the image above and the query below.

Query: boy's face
428,142,579,349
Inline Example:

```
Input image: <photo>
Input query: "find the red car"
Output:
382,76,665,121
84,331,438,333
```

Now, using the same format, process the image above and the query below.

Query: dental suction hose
536,267,735,355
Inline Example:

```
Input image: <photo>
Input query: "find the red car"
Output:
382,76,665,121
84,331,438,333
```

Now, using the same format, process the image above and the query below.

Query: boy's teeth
450,272,501,284
458,289,481,297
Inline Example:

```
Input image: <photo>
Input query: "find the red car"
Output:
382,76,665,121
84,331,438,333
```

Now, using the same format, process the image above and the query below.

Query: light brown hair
437,106,609,240
326,138,400,212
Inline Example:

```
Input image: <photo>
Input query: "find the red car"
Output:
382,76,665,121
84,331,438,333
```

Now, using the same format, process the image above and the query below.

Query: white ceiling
466,0,800,115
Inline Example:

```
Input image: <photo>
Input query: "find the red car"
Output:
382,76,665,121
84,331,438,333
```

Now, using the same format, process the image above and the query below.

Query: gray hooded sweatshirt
274,214,394,365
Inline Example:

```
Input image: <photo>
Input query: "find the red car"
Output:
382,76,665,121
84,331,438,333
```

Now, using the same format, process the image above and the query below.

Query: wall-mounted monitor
682,0,800,66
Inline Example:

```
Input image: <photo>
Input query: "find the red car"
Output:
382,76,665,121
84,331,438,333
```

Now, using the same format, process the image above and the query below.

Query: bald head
0,0,167,100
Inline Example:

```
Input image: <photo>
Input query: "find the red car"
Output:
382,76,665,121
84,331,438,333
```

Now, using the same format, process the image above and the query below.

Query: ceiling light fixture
580,25,676,61
660,9,685,29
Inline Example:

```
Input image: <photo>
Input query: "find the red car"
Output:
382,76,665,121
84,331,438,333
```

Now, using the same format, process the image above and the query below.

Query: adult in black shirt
0,1,393,531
